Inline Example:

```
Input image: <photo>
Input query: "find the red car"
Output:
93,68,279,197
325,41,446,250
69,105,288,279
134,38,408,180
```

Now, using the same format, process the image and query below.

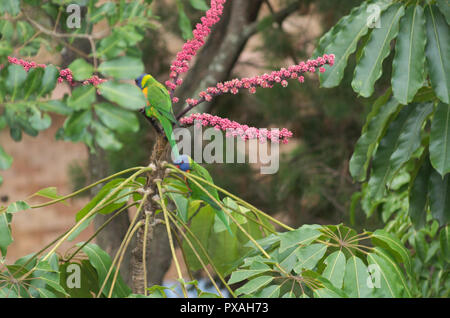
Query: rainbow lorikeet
135,73,179,158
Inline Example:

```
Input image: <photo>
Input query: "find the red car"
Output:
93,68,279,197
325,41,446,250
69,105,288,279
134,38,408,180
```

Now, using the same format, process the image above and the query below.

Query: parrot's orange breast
142,87,150,106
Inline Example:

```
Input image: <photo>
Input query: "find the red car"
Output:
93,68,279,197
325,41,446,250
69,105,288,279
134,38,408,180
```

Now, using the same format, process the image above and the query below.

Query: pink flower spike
166,0,227,96
179,113,293,144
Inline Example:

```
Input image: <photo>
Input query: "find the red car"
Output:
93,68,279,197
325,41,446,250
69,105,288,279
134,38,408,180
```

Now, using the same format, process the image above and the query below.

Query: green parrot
174,155,231,232
135,73,179,158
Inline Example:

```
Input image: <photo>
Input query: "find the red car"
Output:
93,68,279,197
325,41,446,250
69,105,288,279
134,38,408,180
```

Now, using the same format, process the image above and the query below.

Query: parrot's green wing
188,161,231,233
153,110,180,159
146,84,177,124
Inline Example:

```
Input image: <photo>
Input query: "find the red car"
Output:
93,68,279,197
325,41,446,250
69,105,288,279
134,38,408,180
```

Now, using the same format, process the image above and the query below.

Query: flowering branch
176,54,335,119
180,113,293,144
165,0,227,98
6,56,107,87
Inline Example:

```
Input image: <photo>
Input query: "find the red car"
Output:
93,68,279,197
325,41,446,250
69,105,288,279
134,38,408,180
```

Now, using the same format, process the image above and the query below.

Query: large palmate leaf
430,102,450,177
425,5,450,104
391,2,427,104
319,0,391,88
352,3,405,97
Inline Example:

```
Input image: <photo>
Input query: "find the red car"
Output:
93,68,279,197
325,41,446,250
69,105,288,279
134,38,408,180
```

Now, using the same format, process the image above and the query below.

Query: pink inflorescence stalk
180,113,294,144
7,56,47,71
183,54,335,110
165,0,227,98
7,56,106,88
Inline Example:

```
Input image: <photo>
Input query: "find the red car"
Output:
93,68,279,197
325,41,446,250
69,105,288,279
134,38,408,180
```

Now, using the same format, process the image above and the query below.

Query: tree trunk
131,136,172,294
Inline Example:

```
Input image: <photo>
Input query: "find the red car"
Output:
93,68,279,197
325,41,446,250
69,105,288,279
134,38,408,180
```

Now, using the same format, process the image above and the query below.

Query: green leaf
38,100,73,116
371,229,411,271
436,0,450,25
176,0,192,40
279,224,322,253
235,276,274,296
293,243,328,273
409,157,432,229
228,268,271,285
350,94,400,181
89,2,116,23
75,178,132,222
6,64,27,101
68,58,94,81
59,260,100,298
29,108,52,131
0,146,13,170
31,187,67,204
368,103,432,200
388,102,433,179
23,68,44,100
6,200,30,213
68,214,96,242
32,259,69,297
0,0,20,16
425,5,450,104
37,65,59,97
352,3,405,97
366,253,400,297
440,225,450,262
0,212,12,256
428,168,450,226
16,21,33,44
189,0,208,10
372,247,412,297
67,85,96,111
98,56,144,80
344,255,374,298
391,2,427,104
93,122,123,151
94,102,139,134
343,256,374,298
257,285,282,298
167,189,189,223
430,102,450,177
313,5,355,58
313,276,348,298
319,0,391,88
96,32,127,58
98,81,146,110
63,110,92,140
0,20,14,41
322,250,346,288
79,243,131,298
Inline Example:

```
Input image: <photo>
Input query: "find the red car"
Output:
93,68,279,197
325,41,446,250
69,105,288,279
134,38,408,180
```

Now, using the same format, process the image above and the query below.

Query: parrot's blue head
135,74,148,89
174,154,191,172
